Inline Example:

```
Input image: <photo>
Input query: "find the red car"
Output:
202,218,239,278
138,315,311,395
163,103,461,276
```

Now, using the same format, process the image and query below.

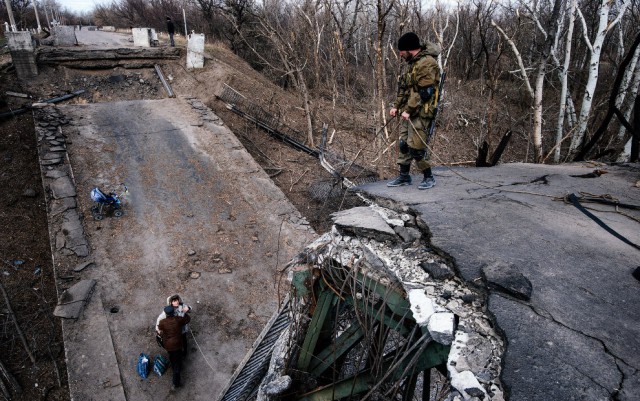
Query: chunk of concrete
393,225,421,243
132,28,151,47
482,261,532,300
52,25,78,46
45,170,67,179
428,312,455,345
264,375,292,395
408,289,435,326
331,207,397,242
74,261,95,272
41,158,63,166
187,33,205,69
450,370,487,400
420,260,455,280
54,279,96,319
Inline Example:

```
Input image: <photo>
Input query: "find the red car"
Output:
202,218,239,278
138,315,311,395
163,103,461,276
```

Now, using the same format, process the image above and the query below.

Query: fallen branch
289,169,309,192
0,281,36,364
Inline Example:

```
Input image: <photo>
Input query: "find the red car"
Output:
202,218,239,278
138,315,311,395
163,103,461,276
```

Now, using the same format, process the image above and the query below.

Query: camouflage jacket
394,43,441,119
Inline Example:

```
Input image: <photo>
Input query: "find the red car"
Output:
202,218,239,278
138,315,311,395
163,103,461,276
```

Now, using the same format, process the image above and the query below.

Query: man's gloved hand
401,111,410,120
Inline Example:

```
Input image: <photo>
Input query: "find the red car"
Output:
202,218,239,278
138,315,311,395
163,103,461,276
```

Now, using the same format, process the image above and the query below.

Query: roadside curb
34,104,126,401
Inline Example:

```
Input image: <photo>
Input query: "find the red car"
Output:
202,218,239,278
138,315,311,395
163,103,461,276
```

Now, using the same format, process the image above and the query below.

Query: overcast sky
57,0,111,14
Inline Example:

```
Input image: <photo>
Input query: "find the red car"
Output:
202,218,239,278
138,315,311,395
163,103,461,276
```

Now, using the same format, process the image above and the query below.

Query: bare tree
568,0,630,157
550,0,577,162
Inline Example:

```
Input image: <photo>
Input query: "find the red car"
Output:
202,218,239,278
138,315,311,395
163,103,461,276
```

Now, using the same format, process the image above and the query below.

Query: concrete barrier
102,26,116,32
187,33,205,69
52,25,77,46
131,28,151,47
6,31,38,79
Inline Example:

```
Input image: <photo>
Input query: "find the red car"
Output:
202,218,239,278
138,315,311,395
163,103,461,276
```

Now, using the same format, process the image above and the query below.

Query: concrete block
428,312,455,344
102,26,116,32
52,25,77,46
150,28,158,46
132,28,151,47
6,31,38,78
408,289,435,326
187,33,205,69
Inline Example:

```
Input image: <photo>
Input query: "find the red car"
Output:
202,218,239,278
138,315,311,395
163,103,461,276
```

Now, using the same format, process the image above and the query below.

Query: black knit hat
398,32,420,51
164,305,175,316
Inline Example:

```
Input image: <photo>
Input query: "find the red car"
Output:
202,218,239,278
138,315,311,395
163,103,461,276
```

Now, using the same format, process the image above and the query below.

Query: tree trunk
632,92,640,162
554,0,576,163
532,62,545,162
617,46,640,139
297,69,315,148
569,0,629,156
574,32,640,161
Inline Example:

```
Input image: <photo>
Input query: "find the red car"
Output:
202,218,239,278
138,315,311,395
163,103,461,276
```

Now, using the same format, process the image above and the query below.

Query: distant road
75,29,135,48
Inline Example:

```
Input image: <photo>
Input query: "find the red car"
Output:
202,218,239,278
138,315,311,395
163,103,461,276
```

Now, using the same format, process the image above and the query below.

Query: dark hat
166,16,171,20
164,305,175,316
398,32,420,51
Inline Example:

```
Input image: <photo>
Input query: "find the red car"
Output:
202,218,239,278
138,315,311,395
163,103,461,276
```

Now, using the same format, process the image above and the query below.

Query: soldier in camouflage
388,32,441,190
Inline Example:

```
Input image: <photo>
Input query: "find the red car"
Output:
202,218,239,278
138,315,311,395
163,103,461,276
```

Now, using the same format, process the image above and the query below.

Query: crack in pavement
522,299,634,372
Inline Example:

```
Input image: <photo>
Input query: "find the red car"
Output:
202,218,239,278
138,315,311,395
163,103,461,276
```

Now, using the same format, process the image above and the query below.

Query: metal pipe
154,64,175,98
0,90,85,121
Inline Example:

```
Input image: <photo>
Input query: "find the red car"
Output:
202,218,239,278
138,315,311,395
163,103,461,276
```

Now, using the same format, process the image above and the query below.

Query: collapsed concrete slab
331,206,398,242
238,204,505,400
358,162,640,401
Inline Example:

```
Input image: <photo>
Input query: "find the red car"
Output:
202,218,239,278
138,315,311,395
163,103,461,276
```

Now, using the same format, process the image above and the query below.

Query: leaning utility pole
3,0,17,31
32,0,42,33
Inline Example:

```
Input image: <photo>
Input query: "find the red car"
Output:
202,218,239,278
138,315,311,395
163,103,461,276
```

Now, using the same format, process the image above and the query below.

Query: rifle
427,70,446,141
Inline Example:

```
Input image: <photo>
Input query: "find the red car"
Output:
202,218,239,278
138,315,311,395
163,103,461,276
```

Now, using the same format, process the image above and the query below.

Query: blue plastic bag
137,353,151,379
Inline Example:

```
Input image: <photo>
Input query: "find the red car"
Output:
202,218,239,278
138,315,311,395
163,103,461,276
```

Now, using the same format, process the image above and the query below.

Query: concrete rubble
34,106,90,258
284,204,506,400
359,162,640,401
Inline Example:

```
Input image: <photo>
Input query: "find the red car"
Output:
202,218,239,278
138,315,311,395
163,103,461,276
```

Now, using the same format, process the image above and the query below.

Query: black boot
418,168,436,190
387,164,412,187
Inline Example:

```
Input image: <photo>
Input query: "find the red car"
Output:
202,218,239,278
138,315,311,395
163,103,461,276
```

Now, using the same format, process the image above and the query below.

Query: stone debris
74,261,95,272
34,107,90,258
450,370,487,400
187,98,224,126
289,203,506,399
482,261,532,301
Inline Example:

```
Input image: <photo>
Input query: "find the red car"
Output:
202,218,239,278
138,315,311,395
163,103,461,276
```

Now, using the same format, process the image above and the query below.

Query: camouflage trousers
396,115,432,171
